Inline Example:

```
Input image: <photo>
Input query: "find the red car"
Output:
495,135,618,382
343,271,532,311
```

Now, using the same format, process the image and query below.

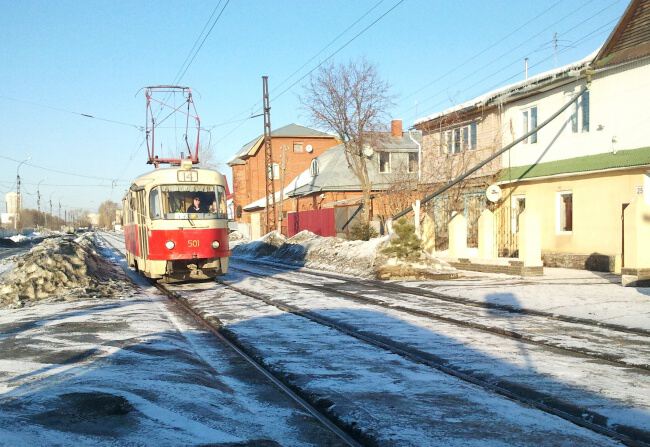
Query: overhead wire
400,0,565,103
0,154,117,181
405,0,623,119
0,94,143,130
212,0,406,146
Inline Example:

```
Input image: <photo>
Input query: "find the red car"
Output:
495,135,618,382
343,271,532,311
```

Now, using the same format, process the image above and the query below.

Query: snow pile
9,234,28,243
233,231,287,258
0,235,134,308
233,230,389,277
227,230,250,249
233,230,459,279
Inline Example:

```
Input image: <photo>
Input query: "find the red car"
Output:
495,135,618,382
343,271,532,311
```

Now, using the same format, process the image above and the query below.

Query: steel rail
95,232,362,447
230,256,650,338
228,263,650,371
216,274,650,447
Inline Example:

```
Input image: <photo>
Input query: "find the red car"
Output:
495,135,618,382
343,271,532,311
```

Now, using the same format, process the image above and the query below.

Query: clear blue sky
0,0,628,213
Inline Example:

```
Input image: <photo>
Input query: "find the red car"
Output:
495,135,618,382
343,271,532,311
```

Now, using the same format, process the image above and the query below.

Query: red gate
287,208,335,237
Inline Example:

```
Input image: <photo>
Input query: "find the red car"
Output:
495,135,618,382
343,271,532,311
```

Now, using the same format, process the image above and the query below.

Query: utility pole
15,173,20,231
58,200,61,220
36,179,44,228
277,144,288,233
262,75,276,233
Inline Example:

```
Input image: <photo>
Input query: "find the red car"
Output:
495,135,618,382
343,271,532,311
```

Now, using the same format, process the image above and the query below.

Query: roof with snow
413,50,598,127
227,123,335,166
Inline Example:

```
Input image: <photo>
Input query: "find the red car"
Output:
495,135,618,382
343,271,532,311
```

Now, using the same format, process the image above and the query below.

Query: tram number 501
187,240,200,248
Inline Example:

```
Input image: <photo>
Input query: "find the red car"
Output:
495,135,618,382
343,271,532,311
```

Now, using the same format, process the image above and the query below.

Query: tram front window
150,185,227,219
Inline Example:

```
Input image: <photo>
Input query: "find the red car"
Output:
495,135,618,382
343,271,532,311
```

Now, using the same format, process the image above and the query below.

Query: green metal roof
498,147,650,182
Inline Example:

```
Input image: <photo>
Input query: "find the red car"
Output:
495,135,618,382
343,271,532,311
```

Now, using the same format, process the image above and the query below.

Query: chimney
391,119,403,137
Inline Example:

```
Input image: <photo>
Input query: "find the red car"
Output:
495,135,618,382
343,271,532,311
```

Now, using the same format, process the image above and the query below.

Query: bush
349,221,378,241
382,218,421,260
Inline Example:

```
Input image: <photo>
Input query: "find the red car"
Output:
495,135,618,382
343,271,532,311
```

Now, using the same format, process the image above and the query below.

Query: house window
569,91,589,134
443,121,477,153
408,152,418,173
470,121,477,149
557,192,573,233
267,163,280,180
453,128,461,153
522,106,538,144
379,152,391,173
293,142,303,153
310,158,319,176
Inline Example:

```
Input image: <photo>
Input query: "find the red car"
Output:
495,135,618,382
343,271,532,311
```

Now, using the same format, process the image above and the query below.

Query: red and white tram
122,159,230,281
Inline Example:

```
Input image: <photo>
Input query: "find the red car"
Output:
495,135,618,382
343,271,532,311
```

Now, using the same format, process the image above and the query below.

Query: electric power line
401,0,565,103
406,0,623,119
0,154,117,182
0,94,143,130
209,0,404,138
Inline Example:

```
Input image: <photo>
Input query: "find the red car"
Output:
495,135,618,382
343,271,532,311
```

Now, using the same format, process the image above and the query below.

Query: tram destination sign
178,170,198,182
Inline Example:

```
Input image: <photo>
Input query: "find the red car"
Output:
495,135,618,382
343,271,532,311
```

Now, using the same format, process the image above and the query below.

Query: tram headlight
211,240,220,249
165,240,175,250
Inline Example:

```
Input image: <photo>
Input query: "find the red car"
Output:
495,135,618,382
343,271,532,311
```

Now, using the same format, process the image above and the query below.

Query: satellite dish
305,144,313,153
485,184,502,203
362,145,374,157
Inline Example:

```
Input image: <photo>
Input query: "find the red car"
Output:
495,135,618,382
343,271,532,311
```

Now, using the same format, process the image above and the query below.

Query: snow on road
0,235,345,446
176,276,623,447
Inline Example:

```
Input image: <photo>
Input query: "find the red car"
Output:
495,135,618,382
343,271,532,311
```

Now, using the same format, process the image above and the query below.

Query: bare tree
98,200,119,229
301,59,393,222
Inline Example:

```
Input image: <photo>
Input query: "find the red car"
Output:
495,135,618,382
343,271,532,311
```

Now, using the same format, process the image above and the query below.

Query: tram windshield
149,185,227,219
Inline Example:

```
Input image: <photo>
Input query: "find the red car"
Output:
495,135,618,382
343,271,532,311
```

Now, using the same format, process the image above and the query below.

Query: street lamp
15,156,31,231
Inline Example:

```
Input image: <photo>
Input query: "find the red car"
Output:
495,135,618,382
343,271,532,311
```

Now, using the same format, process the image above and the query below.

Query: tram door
136,190,149,260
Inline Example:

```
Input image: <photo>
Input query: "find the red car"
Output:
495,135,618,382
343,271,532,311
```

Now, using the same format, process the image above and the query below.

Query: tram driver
186,195,205,213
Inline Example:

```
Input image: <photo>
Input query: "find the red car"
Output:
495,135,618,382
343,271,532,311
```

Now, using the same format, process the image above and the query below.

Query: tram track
232,256,650,338
215,271,649,447
228,261,650,372
98,232,649,445
97,232,362,447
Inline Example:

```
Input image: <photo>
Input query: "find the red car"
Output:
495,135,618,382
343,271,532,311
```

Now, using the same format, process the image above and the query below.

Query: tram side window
149,188,161,219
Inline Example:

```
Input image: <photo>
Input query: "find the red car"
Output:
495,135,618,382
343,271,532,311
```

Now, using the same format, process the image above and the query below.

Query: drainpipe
408,130,422,183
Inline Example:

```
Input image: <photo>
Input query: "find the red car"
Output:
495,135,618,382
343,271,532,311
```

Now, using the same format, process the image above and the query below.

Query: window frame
521,106,538,144
407,152,418,173
379,151,391,173
556,191,573,234
293,141,303,153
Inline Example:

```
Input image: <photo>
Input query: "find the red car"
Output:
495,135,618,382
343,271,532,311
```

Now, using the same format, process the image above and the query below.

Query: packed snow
232,230,456,278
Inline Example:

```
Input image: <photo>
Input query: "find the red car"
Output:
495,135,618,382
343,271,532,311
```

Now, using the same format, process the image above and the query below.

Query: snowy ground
173,275,623,446
401,268,650,331
225,260,650,438
0,234,346,446
232,231,650,331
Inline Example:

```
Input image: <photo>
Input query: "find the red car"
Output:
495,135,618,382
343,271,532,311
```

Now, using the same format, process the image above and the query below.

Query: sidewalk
403,267,650,331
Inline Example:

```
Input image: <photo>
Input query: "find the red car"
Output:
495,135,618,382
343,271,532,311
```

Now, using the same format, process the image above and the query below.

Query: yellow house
497,0,650,273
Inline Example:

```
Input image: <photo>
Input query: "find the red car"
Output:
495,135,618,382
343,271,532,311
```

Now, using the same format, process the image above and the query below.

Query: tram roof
129,166,227,190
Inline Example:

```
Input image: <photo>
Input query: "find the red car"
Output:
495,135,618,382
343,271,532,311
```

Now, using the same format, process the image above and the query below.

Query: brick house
227,123,338,237
243,120,421,238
